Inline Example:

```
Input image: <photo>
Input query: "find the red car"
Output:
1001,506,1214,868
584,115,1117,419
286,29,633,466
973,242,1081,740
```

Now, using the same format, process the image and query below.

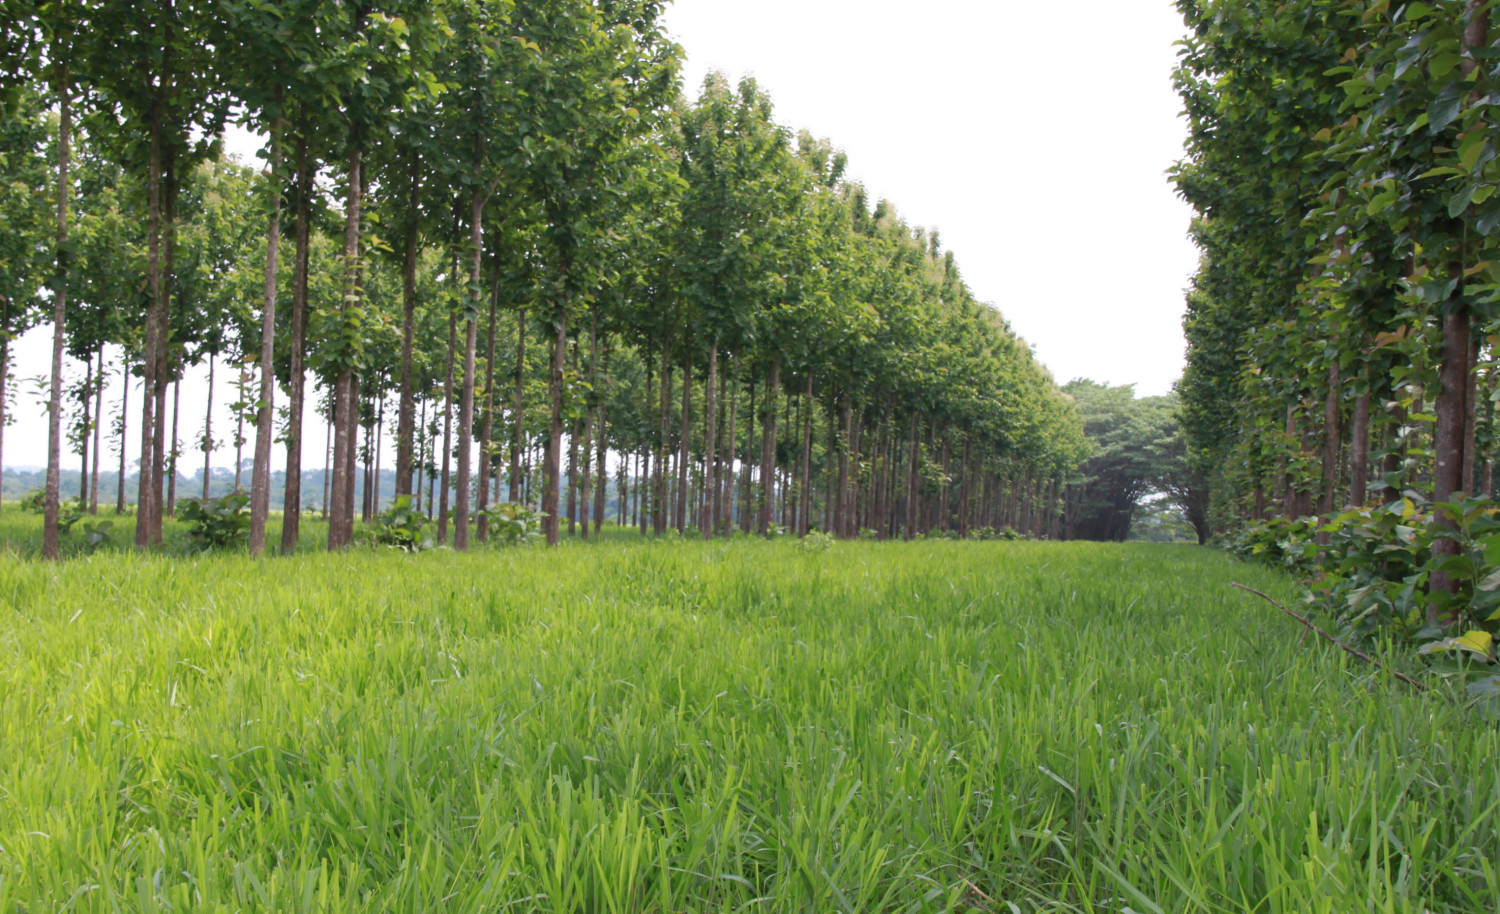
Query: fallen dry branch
1231,581,1429,692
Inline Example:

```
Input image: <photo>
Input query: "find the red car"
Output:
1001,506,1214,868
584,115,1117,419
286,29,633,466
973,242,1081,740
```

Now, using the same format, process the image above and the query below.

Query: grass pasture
0,531,1496,912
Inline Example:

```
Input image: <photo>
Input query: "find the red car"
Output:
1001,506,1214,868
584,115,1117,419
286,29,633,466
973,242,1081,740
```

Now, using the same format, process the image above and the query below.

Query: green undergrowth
0,532,1496,912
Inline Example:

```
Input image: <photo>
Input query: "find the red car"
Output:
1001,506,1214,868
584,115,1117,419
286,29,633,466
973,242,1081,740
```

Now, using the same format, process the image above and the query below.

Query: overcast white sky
2,0,1197,473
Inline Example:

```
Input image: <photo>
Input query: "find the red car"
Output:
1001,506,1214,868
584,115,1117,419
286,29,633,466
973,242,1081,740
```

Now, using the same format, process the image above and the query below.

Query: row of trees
2,0,1087,558
1173,0,1500,597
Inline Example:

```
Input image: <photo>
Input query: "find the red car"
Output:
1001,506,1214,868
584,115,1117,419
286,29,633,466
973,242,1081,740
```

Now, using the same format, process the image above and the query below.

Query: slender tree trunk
1350,389,1370,508
1464,330,1479,493
905,417,919,539
79,353,93,510
153,153,176,545
116,369,128,515
1282,406,1298,519
758,355,779,536
234,363,247,492
455,189,484,552
798,377,813,537
655,344,671,536
702,342,718,539
580,309,599,541
89,344,103,513
594,343,610,536
676,350,692,534
511,309,526,504
281,132,311,553
542,300,568,546
395,149,421,499
202,353,214,501
1431,302,1471,611
328,145,363,551
1319,361,1340,520
478,266,499,541
248,116,283,556
166,378,180,516
322,399,332,521
135,96,162,548
438,308,456,544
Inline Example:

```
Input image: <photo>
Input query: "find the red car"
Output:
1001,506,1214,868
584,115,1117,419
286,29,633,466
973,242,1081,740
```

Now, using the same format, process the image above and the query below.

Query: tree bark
542,302,568,545
248,116,283,556
702,342,718,539
455,188,484,552
478,263,499,541
42,86,70,560
511,308,526,504
167,378,180,516
797,377,812,537
1349,390,1370,508
327,145,362,551
395,149,421,499
280,131,311,553
438,307,456,544
89,344,103,513
676,350,692,534
594,343,610,535
135,96,162,548
758,355,779,536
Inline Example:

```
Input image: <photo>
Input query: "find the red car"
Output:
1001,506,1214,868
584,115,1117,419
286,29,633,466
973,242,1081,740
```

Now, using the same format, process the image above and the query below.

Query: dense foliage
1173,0,1500,657
0,1,1087,560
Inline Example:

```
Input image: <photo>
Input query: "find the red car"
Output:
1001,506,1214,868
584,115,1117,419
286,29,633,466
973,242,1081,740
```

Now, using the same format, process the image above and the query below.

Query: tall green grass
0,531,1495,911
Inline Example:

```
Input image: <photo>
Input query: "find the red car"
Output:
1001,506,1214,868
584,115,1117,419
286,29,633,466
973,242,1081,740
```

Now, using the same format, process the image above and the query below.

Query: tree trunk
478,265,499,541
438,307,456,544
676,350,692,534
116,367,128,515
758,355,779,536
202,353,214,500
1349,389,1370,508
135,96,162,548
1319,361,1340,520
395,149,421,499
248,116,283,556
542,302,568,546
79,351,93,510
798,376,813,537
1282,406,1298,519
511,309,526,504
281,132,311,553
702,342,718,539
1464,329,1479,493
594,343,610,536
166,377,180,516
1431,303,1470,613
455,188,484,552
89,344,103,513
580,308,599,541
327,145,362,551
153,151,177,544
42,84,69,560
655,343,671,536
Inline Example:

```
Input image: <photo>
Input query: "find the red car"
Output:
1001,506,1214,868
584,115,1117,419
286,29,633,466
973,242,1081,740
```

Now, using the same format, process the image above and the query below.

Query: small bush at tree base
177,492,252,552
484,503,546,547
367,495,432,552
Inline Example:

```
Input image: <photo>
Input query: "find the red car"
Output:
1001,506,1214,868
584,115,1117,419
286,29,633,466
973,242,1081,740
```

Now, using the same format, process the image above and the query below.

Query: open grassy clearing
0,533,1496,912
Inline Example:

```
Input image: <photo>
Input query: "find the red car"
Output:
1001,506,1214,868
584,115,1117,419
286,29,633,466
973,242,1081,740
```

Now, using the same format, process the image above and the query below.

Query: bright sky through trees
663,0,1198,397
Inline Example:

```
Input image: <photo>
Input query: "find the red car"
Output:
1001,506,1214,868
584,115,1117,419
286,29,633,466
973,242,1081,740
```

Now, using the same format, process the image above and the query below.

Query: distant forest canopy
1,0,1092,558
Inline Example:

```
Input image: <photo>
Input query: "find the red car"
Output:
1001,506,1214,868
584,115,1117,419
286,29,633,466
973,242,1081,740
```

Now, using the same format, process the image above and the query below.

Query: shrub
367,495,432,552
795,531,834,553
177,492,252,552
484,503,545,547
